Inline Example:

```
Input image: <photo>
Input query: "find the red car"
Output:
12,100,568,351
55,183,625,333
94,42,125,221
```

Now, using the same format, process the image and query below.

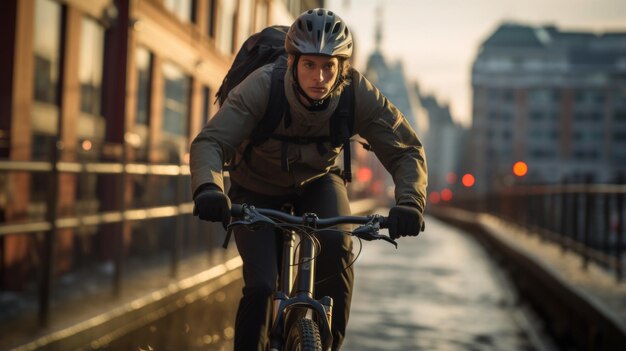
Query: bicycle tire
284,317,322,351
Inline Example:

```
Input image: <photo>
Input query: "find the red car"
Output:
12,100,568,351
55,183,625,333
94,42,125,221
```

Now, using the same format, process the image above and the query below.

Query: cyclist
191,8,427,351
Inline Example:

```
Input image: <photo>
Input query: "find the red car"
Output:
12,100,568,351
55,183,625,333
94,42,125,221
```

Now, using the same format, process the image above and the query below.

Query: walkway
343,213,552,351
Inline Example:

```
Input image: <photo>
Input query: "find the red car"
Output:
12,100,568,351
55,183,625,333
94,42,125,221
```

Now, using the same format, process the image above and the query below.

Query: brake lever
226,205,276,231
353,222,398,249
222,205,276,249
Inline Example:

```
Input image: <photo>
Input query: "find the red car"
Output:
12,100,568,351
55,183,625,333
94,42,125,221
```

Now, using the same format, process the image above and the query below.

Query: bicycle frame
228,204,394,351
268,213,334,351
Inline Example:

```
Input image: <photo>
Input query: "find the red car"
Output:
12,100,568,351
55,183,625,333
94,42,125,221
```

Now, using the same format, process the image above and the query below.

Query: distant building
416,84,467,195
471,22,626,192
353,9,428,200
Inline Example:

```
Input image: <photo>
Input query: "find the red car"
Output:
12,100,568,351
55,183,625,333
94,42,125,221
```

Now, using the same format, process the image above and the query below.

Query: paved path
342,213,543,351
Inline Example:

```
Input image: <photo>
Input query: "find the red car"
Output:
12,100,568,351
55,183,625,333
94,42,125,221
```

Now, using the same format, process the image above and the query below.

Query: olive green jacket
190,63,428,211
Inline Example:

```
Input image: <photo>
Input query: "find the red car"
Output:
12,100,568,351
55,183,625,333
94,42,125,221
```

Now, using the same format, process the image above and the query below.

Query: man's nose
315,69,324,82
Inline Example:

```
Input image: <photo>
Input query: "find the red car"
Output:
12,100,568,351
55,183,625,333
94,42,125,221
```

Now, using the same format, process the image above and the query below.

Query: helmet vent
307,9,314,14
317,30,321,42
332,23,341,34
317,9,324,16
297,19,303,30
306,20,313,31
325,23,331,33
328,11,334,16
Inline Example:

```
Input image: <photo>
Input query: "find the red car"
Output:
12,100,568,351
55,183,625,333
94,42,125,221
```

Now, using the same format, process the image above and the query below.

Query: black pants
229,173,354,351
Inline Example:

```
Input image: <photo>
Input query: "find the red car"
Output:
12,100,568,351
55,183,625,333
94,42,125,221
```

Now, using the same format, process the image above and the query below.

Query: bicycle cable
258,214,367,286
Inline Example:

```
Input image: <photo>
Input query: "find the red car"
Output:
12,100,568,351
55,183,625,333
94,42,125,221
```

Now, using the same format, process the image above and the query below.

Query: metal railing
446,181,626,281
0,145,215,328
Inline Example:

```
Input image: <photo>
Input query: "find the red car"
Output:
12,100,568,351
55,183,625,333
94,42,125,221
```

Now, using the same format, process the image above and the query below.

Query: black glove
388,204,425,239
193,183,231,229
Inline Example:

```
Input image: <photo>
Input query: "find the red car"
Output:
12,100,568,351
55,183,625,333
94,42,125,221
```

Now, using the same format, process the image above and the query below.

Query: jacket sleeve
351,71,428,212
189,66,272,195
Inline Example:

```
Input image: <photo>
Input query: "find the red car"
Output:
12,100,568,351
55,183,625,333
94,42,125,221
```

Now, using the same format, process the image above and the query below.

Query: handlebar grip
231,204,244,217
379,216,389,229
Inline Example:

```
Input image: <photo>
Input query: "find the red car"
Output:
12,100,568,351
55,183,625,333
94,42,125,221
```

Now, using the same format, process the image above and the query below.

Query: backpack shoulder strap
239,57,288,165
330,77,356,182
249,56,288,146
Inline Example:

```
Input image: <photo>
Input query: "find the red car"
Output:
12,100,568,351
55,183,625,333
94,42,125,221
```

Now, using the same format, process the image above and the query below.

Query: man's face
296,55,339,101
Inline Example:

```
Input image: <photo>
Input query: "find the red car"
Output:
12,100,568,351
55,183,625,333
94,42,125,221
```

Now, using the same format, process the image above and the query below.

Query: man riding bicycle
191,8,427,351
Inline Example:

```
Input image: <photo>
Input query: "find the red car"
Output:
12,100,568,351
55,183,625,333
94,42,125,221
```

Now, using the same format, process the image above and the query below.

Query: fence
447,180,626,281
0,141,229,329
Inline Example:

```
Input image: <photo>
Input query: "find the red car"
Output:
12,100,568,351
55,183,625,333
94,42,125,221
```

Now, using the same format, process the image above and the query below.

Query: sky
326,0,626,127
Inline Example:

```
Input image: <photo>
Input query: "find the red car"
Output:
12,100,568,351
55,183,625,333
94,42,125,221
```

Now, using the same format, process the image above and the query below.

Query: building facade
471,23,626,192
0,0,321,293
416,85,467,198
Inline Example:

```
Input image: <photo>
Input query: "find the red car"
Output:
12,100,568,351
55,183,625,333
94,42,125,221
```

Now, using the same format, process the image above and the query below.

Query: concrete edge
9,257,243,351
430,207,626,350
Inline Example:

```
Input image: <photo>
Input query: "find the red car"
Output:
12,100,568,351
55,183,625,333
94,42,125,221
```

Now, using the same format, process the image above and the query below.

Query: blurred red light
356,167,373,182
429,192,441,204
441,188,453,202
462,174,475,187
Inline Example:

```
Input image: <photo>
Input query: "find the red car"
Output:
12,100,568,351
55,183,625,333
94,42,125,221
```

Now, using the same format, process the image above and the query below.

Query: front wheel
284,317,322,351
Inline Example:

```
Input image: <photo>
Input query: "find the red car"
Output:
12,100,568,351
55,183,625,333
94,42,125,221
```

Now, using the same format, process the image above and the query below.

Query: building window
33,0,61,105
207,0,216,38
202,85,211,122
79,17,105,118
32,0,62,160
575,89,605,105
135,48,151,126
162,62,191,162
529,89,558,105
614,131,626,142
133,47,152,161
164,0,193,23
613,110,626,122
216,0,237,55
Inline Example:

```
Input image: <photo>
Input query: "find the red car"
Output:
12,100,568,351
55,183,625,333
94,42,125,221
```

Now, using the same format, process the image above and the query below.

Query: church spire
375,5,383,51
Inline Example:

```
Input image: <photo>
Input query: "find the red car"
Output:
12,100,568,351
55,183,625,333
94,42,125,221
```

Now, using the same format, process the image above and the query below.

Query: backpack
215,25,355,182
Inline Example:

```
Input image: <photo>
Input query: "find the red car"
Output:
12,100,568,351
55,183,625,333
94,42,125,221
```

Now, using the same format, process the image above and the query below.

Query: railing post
603,187,611,261
561,176,570,253
551,187,559,239
113,142,127,297
40,139,61,326
572,179,580,249
172,166,184,278
616,173,624,282
582,174,593,270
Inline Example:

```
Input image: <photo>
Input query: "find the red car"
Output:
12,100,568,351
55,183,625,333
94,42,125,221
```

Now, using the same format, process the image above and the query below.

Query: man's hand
387,204,425,239
193,184,231,229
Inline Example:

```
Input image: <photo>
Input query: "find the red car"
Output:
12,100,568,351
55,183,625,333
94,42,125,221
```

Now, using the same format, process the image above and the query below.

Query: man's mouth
310,87,327,94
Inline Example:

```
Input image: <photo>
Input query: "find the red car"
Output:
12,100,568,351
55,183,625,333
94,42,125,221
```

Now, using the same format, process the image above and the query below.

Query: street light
513,161,528,177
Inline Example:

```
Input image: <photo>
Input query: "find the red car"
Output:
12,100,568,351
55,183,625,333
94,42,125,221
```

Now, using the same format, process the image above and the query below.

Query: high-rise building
471,23,626,192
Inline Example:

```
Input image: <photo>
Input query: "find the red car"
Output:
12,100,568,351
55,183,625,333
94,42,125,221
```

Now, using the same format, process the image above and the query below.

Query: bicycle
226,203,397,351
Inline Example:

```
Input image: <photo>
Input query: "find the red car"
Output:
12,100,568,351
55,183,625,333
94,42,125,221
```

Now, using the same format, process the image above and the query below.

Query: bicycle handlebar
227,203,396,248
230,204,389,228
